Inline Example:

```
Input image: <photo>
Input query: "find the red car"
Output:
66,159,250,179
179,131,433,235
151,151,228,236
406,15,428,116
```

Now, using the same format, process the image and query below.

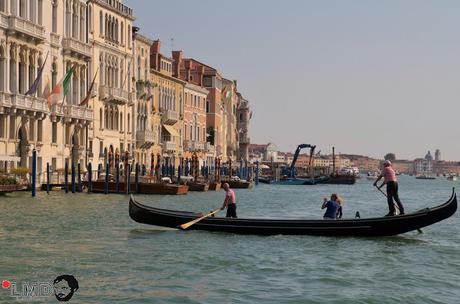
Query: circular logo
2,280,10,289
53,275,79,302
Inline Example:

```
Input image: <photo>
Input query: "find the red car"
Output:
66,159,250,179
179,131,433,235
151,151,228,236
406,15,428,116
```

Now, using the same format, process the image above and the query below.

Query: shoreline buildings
0,0,252,178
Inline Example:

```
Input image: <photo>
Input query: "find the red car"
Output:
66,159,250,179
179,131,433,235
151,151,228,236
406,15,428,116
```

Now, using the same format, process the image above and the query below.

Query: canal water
0,175,458,303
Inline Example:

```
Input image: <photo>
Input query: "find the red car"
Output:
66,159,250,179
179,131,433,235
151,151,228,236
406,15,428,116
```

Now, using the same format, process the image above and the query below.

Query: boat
416,175,436,180
208,182,221,191
271,176,329,185
86,181,188,195
447,174,457,181
128,189,457,236
220,177,253,188
187,182,209,192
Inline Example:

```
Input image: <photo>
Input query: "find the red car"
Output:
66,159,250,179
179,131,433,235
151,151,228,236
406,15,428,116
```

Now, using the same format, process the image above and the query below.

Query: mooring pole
64,161,69,193
31,149,37,197
46,162,50,194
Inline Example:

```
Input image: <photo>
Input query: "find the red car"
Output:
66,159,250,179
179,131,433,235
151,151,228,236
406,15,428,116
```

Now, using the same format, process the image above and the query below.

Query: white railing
161,109,179,125
162,141,176,152
63,104,93,121
137,129,157,144
193,141,205,151
8,16,45,40
62,37,92,58
11,94,48,112
0,13,8,28
99,85,129,104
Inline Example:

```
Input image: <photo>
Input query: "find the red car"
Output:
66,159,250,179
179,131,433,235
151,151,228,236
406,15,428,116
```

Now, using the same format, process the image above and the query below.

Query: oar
375,184,400,214
375,184,422,233
179,208,221,230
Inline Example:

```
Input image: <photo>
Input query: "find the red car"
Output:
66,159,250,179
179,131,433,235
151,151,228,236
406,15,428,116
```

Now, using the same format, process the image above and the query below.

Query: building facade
0,0,93,174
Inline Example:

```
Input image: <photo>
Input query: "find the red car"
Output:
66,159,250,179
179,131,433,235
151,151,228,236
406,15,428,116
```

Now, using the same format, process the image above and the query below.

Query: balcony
136,129,157,149
161,109,179,125
99,85,130,105
8,15,45,43
62,37,92,60
162,141,176,152
10,94,48,114
205,142,215,154
193,141,205,151
50,104,93,123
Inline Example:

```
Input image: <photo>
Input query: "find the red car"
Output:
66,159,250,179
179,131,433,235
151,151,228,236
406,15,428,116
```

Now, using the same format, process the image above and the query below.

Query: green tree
384,153,396,161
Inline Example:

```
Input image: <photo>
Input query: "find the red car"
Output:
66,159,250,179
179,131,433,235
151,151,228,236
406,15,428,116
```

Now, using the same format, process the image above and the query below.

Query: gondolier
374,160,405,216
221,183,237,218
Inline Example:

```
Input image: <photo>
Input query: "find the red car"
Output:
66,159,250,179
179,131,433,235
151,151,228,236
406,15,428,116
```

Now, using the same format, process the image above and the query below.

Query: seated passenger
321,193,341,220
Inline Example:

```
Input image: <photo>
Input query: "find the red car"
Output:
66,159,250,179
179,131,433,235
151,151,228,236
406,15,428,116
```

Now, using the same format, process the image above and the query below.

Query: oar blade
179,208,220,230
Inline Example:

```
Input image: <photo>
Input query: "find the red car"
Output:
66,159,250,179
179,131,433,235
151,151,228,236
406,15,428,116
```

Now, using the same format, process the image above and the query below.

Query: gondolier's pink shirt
382,167,397,183
226,189,236,205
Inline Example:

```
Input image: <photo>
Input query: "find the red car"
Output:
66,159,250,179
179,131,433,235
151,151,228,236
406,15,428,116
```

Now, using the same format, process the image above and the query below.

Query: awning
0,155,20,162
162,125,179,137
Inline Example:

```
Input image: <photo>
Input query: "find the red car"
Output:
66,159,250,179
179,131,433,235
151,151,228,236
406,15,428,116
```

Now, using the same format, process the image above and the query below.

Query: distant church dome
425,151,433,161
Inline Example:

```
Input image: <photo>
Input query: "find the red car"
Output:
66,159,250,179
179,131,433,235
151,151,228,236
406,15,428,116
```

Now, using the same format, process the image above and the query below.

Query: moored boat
187,182,209,192
208,182,221,191
129,189,457,236
86,181,188,195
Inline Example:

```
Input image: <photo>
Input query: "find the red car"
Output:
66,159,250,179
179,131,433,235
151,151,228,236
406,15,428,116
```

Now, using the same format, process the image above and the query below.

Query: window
89,140,93,154
0,114,5,138
206,100,209,113
38,0,43,25
9,116,15,139
99,11,103,35
52,122,57,143
37,120,42,141
128,25,131,46
99,140,103,157
0,0,5,13
52,1,57,32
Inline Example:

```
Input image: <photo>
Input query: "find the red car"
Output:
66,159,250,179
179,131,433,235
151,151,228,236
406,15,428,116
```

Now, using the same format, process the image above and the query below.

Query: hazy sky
127,0,460,160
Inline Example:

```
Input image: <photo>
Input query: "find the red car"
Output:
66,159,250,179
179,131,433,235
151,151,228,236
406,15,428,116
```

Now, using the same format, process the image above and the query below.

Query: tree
384,153,396,161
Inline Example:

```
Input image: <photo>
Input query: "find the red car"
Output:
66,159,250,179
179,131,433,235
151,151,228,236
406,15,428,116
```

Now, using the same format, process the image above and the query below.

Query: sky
127,0,460,161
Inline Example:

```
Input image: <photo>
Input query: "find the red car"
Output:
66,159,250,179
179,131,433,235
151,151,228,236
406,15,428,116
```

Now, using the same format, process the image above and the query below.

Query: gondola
129,189,457,236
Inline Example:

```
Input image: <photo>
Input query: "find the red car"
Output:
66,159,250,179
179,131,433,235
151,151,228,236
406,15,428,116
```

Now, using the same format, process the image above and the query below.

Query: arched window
99,108,103,129
99,11,103,36
0,46,5,91
88,5,92,33
52,1,58,33
127,113,130,132
120,21,124,44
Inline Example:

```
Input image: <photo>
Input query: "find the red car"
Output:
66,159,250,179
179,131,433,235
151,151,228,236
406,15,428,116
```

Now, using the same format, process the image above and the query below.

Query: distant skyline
127,0,460,161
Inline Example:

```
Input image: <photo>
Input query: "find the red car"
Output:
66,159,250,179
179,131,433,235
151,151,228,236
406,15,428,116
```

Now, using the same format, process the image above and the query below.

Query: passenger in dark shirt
321,193,343,219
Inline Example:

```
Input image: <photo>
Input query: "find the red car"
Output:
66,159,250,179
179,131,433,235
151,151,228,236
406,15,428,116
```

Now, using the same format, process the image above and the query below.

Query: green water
0,176,459,303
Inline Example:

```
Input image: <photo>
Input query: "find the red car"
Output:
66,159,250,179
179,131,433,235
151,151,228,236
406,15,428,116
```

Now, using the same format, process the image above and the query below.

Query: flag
80,68,98,106
222,86,232,99
42,76,50,102
25,52,49,96
47,65,76,106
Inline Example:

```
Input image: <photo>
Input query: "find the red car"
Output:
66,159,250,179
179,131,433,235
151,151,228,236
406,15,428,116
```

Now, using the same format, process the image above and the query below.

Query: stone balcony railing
9,93,48,113
162,141,176,152
193,141,205,151
161,109,179,125
205,142,216,154
8,15,45,42
0,13,9,28
99,85,130,104
50,104,93,122
62,37,92,60
136,129,158,149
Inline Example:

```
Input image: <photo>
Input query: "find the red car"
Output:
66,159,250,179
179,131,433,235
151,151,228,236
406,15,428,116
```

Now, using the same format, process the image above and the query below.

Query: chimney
172,50,183,78
151,39,161,54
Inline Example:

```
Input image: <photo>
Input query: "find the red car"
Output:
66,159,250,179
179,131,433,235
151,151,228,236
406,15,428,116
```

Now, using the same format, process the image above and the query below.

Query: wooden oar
375,184,401,215
179,208,221,230
375,184,422,233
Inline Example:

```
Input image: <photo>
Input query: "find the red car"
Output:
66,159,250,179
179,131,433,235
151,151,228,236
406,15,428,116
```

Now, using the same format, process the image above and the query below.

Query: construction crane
286,144,316,178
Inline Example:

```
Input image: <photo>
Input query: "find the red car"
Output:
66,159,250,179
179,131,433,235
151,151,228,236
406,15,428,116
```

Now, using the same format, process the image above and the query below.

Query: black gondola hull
129,190,457,236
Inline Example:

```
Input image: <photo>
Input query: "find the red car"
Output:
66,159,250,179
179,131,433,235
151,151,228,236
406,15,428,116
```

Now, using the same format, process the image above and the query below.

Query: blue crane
286,144,316,178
